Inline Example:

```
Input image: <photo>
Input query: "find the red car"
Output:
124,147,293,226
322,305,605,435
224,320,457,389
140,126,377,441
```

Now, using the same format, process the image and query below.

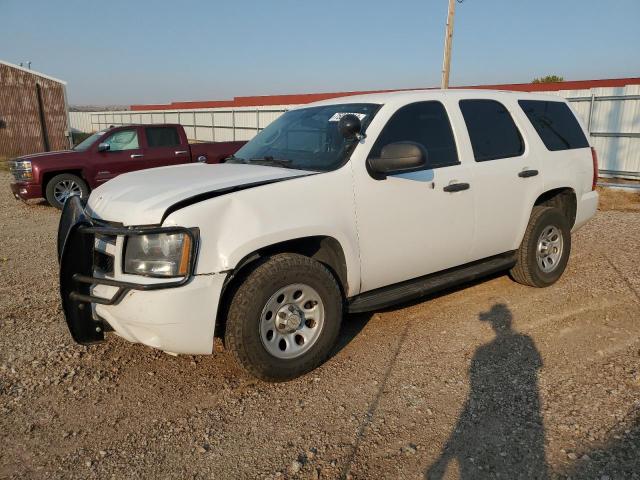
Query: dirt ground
596,185,640,213
1,172,639,479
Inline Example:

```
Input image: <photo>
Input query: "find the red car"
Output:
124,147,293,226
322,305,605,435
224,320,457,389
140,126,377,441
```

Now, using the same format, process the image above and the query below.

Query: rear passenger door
459,99,540,260
142,126,190,168
353,101,475,292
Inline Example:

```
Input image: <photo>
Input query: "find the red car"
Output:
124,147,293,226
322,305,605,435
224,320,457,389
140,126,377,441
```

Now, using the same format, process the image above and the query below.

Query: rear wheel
224,253,343,381
510,206,571,287
45,173,89,209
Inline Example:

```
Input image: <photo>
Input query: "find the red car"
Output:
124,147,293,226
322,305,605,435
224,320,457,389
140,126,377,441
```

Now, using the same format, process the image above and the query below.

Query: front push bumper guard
58,196,199,345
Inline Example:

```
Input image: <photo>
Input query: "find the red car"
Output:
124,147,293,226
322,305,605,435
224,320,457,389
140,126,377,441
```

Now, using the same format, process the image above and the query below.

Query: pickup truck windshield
73,131,105,152
229,103,379,172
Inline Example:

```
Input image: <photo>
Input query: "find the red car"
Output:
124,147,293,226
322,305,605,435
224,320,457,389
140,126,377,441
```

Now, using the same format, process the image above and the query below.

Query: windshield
73,131,105,151
229,103,380,172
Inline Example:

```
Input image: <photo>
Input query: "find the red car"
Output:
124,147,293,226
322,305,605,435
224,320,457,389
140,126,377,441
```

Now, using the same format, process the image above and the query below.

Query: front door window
103,129,139,151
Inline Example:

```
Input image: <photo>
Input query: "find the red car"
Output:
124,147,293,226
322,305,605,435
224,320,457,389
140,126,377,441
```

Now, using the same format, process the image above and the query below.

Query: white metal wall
83,105,290,143
68,111,94,133
555,86,639,178
69,87,640,177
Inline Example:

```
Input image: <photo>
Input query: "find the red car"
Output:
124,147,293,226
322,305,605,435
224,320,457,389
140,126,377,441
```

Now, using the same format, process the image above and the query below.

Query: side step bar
347,252,517,313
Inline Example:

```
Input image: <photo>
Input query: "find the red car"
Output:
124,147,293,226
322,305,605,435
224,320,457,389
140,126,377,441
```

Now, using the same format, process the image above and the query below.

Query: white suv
58,90,599,380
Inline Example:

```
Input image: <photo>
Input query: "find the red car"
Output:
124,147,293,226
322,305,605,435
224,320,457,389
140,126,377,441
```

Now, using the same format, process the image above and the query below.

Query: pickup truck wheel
45,174,89,209
224,253,343,381
510,206,571,287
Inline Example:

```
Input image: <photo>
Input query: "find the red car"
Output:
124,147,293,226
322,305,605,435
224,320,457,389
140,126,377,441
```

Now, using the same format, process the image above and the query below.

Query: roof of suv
306,89,564,107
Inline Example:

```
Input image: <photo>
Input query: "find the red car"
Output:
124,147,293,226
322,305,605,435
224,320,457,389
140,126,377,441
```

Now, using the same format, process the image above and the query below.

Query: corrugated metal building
0,60,70,158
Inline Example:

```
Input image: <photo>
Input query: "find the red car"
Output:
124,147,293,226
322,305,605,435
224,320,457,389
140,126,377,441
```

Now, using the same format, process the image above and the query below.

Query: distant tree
532,75,564,84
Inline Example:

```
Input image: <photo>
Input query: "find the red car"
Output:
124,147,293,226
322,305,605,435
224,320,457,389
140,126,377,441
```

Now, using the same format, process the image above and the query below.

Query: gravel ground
1,171,639,479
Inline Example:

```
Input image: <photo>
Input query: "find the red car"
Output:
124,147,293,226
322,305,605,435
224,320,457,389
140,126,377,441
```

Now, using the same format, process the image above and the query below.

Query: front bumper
58,196,224,354
10,181,42,201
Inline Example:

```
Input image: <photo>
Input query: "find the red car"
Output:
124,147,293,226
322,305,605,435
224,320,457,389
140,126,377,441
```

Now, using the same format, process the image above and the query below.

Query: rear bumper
10,182,42,201
58,196,221,354
573,190,599,231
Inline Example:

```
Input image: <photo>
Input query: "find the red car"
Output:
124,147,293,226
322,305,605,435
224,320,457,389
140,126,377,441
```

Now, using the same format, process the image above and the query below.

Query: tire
510,206,571,287
45,173,89,209
224,253,343,381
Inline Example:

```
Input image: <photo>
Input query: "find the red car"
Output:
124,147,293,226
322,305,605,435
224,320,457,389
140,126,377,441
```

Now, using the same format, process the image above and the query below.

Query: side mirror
97,142,110,152
338,114,362,140
367,142,427,180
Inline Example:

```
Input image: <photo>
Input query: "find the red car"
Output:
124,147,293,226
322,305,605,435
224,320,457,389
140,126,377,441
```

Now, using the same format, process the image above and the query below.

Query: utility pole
441,0,457,89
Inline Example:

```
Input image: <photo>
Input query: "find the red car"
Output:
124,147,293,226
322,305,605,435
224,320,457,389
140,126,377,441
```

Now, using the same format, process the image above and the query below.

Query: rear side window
459,100,524,162
369,101,459,169
518,100,589,151
146,127,181,148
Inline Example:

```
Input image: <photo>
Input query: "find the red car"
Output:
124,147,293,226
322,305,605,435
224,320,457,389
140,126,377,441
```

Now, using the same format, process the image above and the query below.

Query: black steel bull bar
57,196,199,345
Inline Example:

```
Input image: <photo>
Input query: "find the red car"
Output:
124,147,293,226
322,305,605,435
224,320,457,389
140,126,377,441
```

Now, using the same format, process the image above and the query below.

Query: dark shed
0,60,70,159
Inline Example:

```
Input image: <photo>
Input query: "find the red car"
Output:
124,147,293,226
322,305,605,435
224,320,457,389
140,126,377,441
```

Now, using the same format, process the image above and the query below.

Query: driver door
94,127,144,184
352,101,475,293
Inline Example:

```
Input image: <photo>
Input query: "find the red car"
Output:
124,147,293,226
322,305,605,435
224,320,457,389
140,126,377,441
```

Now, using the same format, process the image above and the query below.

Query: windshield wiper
224,154,247,164
248,156,293,168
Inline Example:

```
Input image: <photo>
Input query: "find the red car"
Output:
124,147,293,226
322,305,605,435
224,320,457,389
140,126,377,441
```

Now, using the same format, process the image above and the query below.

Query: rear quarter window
518,100,589,151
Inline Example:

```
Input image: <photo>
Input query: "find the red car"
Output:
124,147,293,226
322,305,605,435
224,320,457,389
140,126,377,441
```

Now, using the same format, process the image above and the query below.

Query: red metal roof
131,77,640,111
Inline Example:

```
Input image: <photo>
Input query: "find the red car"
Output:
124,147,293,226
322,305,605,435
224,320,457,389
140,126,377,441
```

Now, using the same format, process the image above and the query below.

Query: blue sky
2,0,639,105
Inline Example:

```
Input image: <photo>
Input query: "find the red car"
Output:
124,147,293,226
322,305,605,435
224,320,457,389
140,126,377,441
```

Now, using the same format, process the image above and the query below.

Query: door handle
518,169,539,178
443,182,470,193
130,154,144,159
175,150,188,155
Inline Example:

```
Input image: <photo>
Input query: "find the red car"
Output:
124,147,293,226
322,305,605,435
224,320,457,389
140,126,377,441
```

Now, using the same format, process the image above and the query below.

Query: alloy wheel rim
536,225,563,273
259,283,325,359
53,180,82,204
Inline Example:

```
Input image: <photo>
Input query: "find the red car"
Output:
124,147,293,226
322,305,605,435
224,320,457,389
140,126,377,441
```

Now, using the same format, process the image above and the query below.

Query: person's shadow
426,304,549,479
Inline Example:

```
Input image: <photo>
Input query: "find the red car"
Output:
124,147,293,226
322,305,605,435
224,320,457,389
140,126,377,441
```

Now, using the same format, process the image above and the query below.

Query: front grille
93,250,115,276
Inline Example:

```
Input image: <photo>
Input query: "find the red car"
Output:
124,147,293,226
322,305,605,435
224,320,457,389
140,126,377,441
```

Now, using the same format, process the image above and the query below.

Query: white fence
556,85,640,178
68,111,94,133
78,106,290,142
69,86,640,178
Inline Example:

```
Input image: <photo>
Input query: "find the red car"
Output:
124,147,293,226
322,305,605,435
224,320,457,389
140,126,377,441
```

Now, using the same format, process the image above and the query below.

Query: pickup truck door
141,126,191,168
352,101,475,293
93,127,145,184
458,99,541,260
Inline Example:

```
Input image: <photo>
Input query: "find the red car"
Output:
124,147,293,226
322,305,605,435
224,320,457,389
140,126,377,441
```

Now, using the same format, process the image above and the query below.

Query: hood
86,163,312,225
17,150,76,161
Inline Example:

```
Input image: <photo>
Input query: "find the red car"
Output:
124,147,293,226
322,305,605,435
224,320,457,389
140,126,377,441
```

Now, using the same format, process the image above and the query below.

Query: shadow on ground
425,303,549,479
331,272,511,361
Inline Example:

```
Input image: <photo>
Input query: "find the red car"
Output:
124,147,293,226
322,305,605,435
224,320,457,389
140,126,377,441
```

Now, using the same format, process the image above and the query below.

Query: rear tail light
591,147,598,191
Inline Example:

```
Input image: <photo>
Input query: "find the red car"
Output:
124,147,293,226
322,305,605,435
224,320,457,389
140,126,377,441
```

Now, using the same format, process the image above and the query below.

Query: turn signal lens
178,234,192,276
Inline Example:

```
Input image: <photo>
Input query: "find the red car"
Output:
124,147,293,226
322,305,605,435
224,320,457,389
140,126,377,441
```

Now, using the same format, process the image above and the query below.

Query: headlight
124,232,193,277
9,160,33,181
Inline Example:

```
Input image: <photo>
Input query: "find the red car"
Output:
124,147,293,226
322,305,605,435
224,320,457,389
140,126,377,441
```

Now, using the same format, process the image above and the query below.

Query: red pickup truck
8,124,245,208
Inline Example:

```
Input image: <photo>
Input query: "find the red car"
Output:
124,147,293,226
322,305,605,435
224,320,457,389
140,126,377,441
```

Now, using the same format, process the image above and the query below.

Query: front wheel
510,206,571,287
224,253,343,381
45,173,89,209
